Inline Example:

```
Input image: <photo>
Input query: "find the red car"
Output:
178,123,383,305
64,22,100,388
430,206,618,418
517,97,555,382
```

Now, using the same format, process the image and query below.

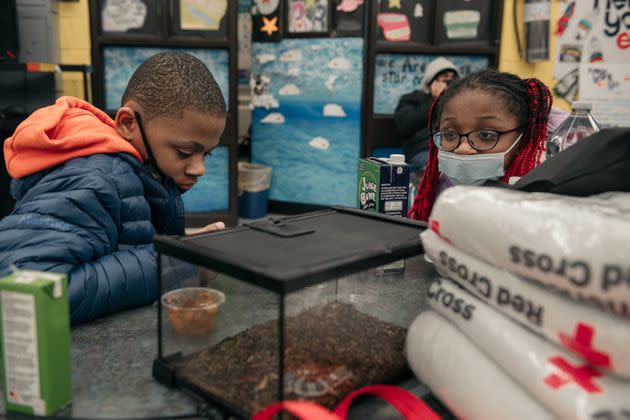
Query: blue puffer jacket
1,97,185,324
0,153,184,324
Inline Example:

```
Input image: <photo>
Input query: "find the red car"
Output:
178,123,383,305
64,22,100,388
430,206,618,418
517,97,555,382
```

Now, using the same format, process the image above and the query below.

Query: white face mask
438,133,523,186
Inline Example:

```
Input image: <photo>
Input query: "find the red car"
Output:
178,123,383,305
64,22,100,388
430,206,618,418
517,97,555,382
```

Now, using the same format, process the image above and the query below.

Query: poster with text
373,54,489,114
250,38,363,207
553,0,630,103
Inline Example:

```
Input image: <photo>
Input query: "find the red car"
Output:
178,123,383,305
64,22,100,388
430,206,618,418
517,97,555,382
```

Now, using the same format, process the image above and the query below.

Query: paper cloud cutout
279,84,300,95
256,53,276,64
280,49,303,62
327,57,352,70
261,112,286,124
323,104,346,117
309,137,330,150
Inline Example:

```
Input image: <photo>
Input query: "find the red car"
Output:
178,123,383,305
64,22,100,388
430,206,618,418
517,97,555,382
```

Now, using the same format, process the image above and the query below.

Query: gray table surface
3,256,449,419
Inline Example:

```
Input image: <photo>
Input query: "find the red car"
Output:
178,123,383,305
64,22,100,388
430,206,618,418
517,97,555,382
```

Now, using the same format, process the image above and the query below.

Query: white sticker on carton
1,291,42,410
14,270,64,299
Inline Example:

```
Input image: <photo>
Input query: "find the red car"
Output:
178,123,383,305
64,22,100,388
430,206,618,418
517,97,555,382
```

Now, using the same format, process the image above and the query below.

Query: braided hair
408,70,552,221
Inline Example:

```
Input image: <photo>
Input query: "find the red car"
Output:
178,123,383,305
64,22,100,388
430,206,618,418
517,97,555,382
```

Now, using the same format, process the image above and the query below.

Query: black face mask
134,112,167,181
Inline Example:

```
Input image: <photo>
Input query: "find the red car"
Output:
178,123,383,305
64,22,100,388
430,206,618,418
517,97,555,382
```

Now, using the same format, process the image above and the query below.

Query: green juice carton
358,154,410,274
357,154,410,217
0,269,72,415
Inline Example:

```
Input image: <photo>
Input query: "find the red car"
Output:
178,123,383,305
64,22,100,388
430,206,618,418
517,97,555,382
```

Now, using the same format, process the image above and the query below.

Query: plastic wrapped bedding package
424,279,630,420
406,311,554,420
421,228,630,378
405,186,630,419
428,186,630,319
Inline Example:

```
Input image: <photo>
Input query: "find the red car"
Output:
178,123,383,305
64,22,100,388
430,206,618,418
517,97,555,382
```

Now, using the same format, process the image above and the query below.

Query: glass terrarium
152,207,427,418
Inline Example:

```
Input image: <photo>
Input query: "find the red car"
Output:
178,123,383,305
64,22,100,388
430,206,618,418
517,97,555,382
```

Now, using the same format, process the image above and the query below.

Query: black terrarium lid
154,207,426,293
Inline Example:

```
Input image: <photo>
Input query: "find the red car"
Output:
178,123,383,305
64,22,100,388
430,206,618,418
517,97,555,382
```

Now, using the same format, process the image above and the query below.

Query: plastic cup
161,287,226,336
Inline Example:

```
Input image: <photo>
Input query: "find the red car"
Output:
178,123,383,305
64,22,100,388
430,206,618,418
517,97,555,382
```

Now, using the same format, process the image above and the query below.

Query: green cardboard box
0,270,72,415
357,155,410,217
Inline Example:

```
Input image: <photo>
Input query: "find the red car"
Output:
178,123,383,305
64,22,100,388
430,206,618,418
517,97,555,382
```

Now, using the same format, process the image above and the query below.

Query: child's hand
430,80,449,98
196,221,226,234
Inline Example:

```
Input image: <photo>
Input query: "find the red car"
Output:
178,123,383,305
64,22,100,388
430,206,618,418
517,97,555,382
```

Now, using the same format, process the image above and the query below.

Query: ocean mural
103,46,229,111
373,54,489,115
251,38,363,207
103,46,230,213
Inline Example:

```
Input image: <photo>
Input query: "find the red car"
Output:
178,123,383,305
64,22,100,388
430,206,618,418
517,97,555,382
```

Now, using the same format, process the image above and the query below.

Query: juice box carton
357,154,410,217
358,154,410,274
0,269,72,415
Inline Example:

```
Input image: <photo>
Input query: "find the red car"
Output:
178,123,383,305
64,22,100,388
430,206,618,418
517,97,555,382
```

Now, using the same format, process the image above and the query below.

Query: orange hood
4,96,143,178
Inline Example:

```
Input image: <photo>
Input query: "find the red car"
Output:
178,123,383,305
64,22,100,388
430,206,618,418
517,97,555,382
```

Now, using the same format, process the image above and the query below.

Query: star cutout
388,0,401,8
260,16,279,36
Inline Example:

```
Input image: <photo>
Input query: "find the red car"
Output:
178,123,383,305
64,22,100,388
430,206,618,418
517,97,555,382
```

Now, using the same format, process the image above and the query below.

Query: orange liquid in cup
163,288,224,336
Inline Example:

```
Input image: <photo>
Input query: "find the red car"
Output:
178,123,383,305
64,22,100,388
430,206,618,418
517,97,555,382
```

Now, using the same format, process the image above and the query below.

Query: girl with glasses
408,70,569,221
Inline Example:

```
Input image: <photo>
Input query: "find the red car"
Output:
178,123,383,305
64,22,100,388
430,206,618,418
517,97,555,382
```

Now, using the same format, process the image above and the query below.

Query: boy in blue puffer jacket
0,51,226,324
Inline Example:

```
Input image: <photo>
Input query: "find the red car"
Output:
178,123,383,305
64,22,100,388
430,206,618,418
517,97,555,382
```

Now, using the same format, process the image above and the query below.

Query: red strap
252,385,440,420
251,401,341,420
334,385,440,420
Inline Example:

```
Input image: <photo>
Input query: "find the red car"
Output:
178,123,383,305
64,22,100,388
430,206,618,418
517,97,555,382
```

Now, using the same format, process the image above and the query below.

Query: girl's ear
114,106,137,141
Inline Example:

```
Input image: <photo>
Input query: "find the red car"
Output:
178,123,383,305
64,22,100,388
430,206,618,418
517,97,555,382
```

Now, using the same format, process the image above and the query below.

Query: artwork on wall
252,0,282,42
100,0,160,35
286,0,329,34
333,0,364,35
179,0,227,31
103,46,231,212
171,0,229,37
372,54,489,114
435,0,492,44
250,38,363,207
376,0,433,43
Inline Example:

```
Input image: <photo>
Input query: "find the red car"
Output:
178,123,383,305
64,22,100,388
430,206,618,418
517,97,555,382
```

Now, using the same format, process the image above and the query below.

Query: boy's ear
114,106,137,141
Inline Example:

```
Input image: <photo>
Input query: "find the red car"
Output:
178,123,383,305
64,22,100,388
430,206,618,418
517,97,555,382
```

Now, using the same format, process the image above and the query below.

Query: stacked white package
426,278,630,420
406,310,554,420
421,228,630,378
428,187,630,319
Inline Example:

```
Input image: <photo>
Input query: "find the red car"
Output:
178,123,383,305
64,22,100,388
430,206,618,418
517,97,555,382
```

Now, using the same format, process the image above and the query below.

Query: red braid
407,94,442,221
503,79,552,180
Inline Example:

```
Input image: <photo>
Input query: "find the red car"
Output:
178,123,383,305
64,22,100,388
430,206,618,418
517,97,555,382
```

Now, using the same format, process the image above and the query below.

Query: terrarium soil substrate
174,302,411,414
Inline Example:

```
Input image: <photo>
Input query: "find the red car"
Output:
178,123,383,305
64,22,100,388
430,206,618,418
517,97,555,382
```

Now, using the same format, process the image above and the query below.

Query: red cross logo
430,220,451,244
559,323,611,368
544,356,602,394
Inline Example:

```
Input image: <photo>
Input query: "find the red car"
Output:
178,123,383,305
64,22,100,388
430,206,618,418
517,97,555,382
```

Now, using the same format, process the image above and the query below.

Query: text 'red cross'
544,356,602,394
559,323,612,369
430,220,451,244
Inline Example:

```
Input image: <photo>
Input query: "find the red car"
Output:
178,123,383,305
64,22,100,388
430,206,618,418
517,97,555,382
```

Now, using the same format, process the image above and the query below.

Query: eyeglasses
432,128,521,152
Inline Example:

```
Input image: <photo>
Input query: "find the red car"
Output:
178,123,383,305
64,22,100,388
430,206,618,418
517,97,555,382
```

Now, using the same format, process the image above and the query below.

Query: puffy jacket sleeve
0,155,159,324
394,91,432,138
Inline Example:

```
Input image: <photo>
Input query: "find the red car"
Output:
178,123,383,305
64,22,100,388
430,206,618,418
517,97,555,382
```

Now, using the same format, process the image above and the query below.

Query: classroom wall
58,0,91,100
58,0,568,110
498,0,570,111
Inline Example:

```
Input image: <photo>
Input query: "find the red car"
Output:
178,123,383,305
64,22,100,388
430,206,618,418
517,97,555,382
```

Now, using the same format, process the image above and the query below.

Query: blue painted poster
373,54,489,115
250,38,364,207
103,46,230,213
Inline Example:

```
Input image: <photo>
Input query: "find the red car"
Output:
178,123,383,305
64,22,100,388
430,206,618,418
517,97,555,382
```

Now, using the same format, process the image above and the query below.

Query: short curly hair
121,51,226,120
